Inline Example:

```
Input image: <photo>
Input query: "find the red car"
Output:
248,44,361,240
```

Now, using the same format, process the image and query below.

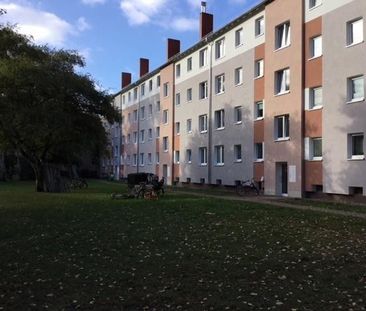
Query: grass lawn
1,180,366,310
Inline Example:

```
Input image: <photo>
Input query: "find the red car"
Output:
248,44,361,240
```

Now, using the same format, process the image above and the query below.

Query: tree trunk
33,162,68,193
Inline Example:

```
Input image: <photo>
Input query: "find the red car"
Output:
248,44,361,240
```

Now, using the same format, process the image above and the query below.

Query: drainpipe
137,88,141,173
171,65,176,185
300,0,305,197
207,41,213,185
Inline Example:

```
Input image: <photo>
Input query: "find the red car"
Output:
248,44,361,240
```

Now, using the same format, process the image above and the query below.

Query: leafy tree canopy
0,25,120,191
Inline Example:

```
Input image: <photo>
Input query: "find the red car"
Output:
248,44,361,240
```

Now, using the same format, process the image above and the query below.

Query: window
163,137,168,152
149,79,153,91
235,67,243,85
157,75,161,87
128,92,131,102
215,145,224,165
186,149,192,163
275,22,291,49
140,130,145,143
234,145,242,162
140,106,145,120
187,88,192,102
255,143,264,161
141,83,145,97
133,131,138,143
275,68,290,94
148,104,153,117
174,150,180,164
235,28,243,47
312,138,323,160
187,57,192,71
156,152,160,164
347,18,363,46
148,128,152,140
133,154,137,166
133,110,138,122
215,74,225,94
127,134,131,144
309,87,323,109
128,112,131,123
156,126,160,138
348,75,364,102
156,101,161,111
215,38,225,59
199,48,208,67
187,119,192,133
148,153,152,165
349,133,364,159
275,115,290,140
255,101,264,119
176,93,181,106
199,147,207,165
163,109,168,124
163,83,169,97
199,81,208,99
255,16,265,36
122,95,126,105
134,88,138,100
310,36,322,58
126,155,131,165
175,122,180,135
255,59,264,78
234,106,242,124
176,64,181,78
199,114,208,133
309,0,322,9
215,109,225,129
139,153,144,166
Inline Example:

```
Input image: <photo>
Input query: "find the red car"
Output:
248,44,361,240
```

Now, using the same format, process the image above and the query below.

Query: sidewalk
173,190,366,220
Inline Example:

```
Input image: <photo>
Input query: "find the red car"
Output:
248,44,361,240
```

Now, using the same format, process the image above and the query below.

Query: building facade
113,0,366,197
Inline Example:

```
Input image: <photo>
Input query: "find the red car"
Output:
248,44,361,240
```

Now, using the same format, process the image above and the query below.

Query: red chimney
139,58,149,77
200,12,213,38
121,72,131,89
167,38,181,60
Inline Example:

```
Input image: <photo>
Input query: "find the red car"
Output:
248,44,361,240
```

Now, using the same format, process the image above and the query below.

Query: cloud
77,16,91,31
171,17,198,32
120,0,168,25
0,2,74,46
81,0,106,5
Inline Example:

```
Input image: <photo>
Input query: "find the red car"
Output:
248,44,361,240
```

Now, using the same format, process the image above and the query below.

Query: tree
0,26,120,192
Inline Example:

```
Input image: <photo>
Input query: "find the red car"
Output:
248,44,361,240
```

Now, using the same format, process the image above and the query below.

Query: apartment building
113,0,366,198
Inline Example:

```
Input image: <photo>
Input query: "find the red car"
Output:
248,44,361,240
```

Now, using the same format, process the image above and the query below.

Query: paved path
174,190,366,220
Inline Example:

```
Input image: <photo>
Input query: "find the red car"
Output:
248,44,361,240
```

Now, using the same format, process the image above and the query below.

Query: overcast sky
0,0,260,93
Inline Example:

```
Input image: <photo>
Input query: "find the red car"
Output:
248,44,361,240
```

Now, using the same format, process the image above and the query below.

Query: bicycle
236,179,260,196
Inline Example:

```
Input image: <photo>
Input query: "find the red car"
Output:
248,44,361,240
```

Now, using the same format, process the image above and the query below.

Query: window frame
254,59,264,79
215,38,225,59
347,75,365,103
187,119,192,134
199,81,208,99
199,147,208,166
275,115,290,141
215,109,225,130
310,35,322,59
199,114,208,133
255,16,265,37
187,88,193,102
214,145,225,166
235,28,244,47
275,68,290,95
163,109,168,124
255,143,264,161
349,133,365,160
215,74,225,94
234,144,242,162
255,101,264,120
235,67,243,86
275,21,291,50
199,48,208,67
234,106,242,124
347,18,364,47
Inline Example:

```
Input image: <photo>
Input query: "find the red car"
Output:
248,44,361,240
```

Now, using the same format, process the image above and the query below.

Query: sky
0,0,260,94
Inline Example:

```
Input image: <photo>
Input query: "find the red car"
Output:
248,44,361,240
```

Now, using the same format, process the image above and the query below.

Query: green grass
1,181,366,310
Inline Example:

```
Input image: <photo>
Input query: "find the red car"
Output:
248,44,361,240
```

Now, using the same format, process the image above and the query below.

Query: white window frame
140,129,145,143
148,128,152,140
255,16,265,37
163,109,168,124
215,109,225,130
275,115,290,141
187,119,192,133
199,114,208,133
348,75,364,103
199,147,208,166
148,153,152,165
215,38,225,59
175,122,180,135
235,67,243,86
139,153,144,166
149,79,153,91
174,150,180,164
176,93,181,106
199,81,208,99
133,154,137,166
234,106,242,124
310,35,322,59
234,144,242,162
309,87,323,109
347,18,364,47
275,68,290,95
141,83,145,97
275,21,291,50
187,88,193,102
215,74,225,94
187,57,192,72
140,106,145,120
235,28,244,47
156,101,161,111
255,101,264,120
214,145,224,166
133,131,138,144
163,82,169,97
156,152,160,164
309,0,322,9
349,133,364,160
199,48,208,67
255,143,264,162
255,59,264,78
176,64,181,78
148,104,153,117
163,137,168,152
186,149,192,164
156,126,160,138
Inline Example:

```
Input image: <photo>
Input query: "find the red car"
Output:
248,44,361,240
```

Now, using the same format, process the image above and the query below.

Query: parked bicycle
236,179,260,196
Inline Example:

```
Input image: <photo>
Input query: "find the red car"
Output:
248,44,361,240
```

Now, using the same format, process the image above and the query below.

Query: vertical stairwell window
275,68,290,95
275,21,291,50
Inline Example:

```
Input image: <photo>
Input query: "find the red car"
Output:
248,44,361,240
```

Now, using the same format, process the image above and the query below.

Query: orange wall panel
254,162,264,182
305,161,323,192
305,109,322,138
254,120,264,143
